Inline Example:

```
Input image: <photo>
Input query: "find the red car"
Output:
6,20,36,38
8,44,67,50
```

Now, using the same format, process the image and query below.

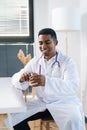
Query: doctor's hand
19,72,31,83
29,72,45,87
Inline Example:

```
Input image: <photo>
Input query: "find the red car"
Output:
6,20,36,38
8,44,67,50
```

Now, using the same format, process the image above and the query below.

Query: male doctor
6,28,86,130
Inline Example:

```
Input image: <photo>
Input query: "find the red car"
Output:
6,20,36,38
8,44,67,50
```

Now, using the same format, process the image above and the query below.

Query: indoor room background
0,0,87,122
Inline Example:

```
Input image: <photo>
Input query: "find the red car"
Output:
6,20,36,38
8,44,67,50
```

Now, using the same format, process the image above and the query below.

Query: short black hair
38,28,57,40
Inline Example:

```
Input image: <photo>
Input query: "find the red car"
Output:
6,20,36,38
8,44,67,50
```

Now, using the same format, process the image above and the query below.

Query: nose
41,42,47,49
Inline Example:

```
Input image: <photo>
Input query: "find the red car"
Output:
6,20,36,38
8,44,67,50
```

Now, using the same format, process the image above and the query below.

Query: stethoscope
38,52,60,74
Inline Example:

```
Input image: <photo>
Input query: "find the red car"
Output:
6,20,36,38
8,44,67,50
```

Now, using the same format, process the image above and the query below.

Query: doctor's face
38,34,58,60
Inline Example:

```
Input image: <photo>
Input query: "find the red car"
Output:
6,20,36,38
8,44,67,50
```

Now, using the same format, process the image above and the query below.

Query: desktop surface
0,77,26,113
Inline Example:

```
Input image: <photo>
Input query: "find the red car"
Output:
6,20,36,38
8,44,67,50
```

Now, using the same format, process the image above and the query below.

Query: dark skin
19,34,58,87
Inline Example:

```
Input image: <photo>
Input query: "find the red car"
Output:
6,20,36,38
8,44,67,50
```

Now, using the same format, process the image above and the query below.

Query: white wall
34,0,87,116
33,0,49,55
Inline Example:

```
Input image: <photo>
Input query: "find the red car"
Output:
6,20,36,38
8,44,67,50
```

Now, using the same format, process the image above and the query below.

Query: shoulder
28,54,43,64
58,50,76,66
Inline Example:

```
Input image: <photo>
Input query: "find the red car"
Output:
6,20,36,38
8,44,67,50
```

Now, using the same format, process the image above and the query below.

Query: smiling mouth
41,49,48,53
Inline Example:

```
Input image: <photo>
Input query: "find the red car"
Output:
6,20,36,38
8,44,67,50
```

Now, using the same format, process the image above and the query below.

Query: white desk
0,77,26,130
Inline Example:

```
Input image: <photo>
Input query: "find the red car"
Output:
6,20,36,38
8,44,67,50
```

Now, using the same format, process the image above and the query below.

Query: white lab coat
5,50,86,130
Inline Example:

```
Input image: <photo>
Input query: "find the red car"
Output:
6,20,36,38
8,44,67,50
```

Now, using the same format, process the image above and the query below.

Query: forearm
12,72,29,90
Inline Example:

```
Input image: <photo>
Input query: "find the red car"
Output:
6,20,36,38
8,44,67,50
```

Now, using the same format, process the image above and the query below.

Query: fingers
29,73,38,81
29,73,45,87
29,82,38,87
23,72,30,81
19,72,45,87
19,72,31,82
29,73,39,87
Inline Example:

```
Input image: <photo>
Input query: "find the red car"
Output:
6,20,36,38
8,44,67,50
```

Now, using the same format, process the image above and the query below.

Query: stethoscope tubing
38,51,60,74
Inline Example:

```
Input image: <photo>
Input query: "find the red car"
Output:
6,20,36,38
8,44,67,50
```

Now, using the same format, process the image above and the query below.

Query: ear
55,40,58,46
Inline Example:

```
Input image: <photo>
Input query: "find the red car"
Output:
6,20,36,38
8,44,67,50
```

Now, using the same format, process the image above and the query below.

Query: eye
39,40,51,45
39,41,43,45
45,41,51,44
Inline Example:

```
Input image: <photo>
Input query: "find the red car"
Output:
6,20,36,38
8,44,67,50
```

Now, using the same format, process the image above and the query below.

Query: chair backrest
17,49,32,102
23,87,35,102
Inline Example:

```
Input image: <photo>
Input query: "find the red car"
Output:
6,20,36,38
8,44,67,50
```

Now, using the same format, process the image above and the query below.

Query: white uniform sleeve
12,72,29,90
12,58,35,90
44,58,80,96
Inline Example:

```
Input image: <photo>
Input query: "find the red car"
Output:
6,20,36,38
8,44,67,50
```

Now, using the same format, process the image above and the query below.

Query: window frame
0,0,34,43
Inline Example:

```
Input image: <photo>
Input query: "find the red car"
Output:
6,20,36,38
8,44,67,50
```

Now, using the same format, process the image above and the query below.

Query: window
0,0,34,43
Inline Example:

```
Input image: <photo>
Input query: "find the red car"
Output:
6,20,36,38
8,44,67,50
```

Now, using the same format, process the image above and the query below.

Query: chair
40,116,58,130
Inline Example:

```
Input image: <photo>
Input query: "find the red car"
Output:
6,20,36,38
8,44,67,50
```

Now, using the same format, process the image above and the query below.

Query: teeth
43,50,47,51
